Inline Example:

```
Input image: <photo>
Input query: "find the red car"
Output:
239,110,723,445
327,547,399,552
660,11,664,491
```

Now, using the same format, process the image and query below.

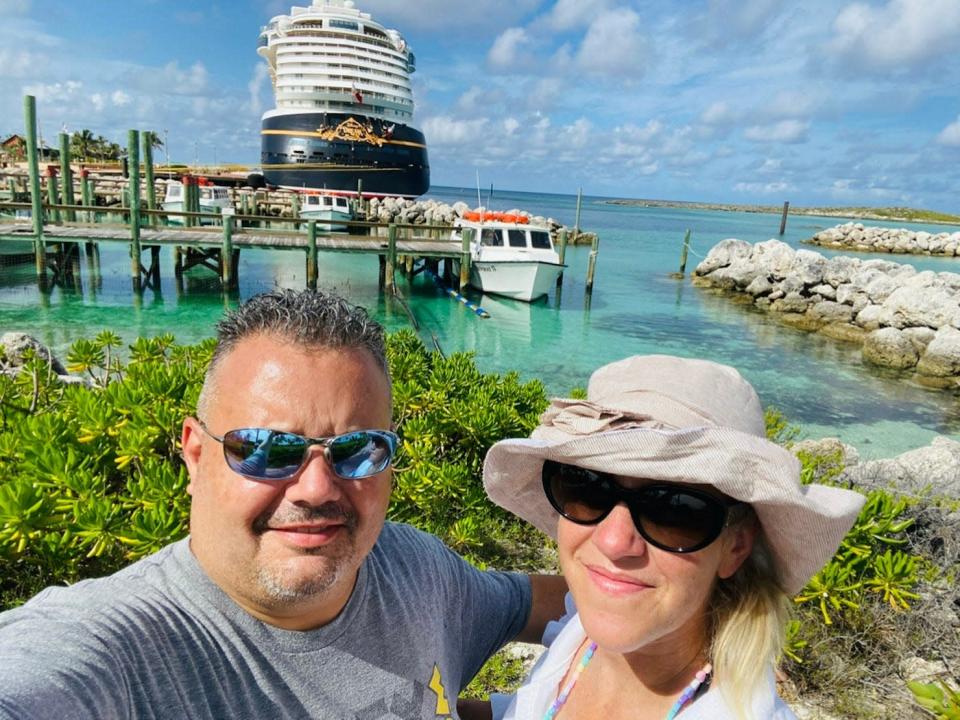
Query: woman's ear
717,517,758,580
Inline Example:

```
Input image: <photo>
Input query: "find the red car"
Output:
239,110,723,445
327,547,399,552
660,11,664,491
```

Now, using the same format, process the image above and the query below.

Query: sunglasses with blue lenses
199,423,399,481
542,459,745,553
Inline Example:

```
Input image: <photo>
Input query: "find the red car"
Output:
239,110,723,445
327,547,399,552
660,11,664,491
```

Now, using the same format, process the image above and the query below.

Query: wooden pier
1,94,599,304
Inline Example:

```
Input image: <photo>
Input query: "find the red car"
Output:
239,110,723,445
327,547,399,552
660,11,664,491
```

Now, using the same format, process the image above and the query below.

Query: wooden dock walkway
0,221,462,256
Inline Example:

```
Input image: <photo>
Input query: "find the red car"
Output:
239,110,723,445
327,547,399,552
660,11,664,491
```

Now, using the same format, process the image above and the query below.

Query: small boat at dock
161,180,235,225
299,191,354,231
452,212,565,302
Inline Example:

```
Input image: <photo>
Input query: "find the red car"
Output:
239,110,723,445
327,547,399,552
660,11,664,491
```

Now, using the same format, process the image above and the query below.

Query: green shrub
910,681,960,719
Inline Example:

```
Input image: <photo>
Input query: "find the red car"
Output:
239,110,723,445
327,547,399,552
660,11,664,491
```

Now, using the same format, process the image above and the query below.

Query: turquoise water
1,186,959,459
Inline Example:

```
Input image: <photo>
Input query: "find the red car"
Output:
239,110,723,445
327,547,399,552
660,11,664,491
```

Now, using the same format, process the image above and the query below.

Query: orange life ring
501,213,518,223
517,215,529,224
463,211,481,221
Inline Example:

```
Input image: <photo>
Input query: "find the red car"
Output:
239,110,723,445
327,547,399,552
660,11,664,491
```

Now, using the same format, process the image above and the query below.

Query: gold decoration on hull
315,118,386,146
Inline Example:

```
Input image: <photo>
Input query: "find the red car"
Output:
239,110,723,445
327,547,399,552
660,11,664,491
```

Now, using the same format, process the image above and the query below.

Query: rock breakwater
693,239,960,388
809,222,960,257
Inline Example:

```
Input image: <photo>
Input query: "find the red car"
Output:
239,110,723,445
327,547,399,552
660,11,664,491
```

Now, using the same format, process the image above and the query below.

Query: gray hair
196,289,388,420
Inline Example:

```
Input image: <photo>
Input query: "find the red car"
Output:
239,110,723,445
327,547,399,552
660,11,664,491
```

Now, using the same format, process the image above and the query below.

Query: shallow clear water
1,187,958,459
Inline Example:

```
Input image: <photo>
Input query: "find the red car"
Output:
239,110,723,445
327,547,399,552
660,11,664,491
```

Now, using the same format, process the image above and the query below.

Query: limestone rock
916,326,960,377
862,327,919,369
693,238,753,275
0,332,67,375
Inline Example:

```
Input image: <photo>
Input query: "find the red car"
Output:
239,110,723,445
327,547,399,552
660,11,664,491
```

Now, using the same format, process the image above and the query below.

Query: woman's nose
591,503,647,559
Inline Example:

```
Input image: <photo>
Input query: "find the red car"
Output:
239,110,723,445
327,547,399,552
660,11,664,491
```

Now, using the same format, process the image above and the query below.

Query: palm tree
70,129,95,161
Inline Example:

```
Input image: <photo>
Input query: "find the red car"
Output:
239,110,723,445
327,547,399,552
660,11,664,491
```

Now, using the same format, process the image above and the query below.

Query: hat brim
483,426,864,595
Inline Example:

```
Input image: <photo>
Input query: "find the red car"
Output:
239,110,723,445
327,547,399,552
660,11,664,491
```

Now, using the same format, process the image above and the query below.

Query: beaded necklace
541,641,712,720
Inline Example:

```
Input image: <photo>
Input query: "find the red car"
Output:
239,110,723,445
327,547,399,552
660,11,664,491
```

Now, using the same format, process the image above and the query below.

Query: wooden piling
585,234,600,295
779,201,790,235
459,226,471,292
556,229,568,287
221,214,234,288
80,170,93,223
24,96,46,282
574,186,583,234
290,192,300,229
306,220,318,289
45,166,60,224
385,223,397,292
58,132,76,221
128,129,142,291
142,133,157,227
679,229,691,276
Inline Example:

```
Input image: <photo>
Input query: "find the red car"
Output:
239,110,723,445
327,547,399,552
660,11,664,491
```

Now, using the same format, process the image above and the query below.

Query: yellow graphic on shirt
428,664,451,715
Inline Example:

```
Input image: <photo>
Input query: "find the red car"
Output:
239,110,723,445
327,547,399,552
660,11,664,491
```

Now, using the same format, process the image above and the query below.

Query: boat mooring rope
424,267,490,319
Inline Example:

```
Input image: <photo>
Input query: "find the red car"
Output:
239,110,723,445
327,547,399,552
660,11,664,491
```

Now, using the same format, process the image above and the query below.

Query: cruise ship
255,0,429,197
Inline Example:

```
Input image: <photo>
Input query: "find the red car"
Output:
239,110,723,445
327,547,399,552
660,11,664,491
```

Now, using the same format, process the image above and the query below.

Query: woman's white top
491,594,797,720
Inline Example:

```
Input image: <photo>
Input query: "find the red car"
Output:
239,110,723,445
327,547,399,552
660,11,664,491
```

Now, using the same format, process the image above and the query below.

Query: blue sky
2,0,959,209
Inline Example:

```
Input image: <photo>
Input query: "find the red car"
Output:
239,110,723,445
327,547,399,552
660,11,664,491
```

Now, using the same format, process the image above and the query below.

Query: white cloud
937,116,960,147
542,0,616,31
576,9,647,77
826,0,960,73
744,119,809,143
422,115,490,145
701,101,738,125
111,90,131,107
503,117,520,135
488,27,531,70
22,80,83,103
247,63,270,116
734,181,790,194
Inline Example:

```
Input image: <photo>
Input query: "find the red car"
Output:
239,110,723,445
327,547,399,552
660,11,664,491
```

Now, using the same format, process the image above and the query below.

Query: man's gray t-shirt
0,522,531,719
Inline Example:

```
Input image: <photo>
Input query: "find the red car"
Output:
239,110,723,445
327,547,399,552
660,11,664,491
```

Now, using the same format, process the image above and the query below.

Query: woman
480,355,864,720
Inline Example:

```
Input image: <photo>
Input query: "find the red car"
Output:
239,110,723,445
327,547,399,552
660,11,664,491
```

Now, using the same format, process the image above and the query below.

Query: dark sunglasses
199,423,399,481
542,460,745,553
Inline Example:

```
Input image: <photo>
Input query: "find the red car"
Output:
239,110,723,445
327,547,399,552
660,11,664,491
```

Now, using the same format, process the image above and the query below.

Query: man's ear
182,417,204,496
717,518,758,580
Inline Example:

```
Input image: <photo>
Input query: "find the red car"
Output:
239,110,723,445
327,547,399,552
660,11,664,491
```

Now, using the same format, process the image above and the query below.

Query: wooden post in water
385,223,397,292
556,229,568,287
80,170,93,224
779,201,790,235
585,233,600,295
142,132,157,227
45,165,60,224
23,95,47,278
221,214,235,288
306,220,318,289
678,229,691,277
459,227,471,292
290,192,300,230
128,129,142,292
58,132,76,221
574,186,583,238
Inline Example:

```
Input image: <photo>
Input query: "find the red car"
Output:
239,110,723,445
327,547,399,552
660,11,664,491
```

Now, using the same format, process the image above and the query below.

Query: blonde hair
709,531,790,720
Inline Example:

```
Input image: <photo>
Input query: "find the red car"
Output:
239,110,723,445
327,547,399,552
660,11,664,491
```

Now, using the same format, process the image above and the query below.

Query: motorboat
299,191,354,230
162,180,235,225
452,212,565,302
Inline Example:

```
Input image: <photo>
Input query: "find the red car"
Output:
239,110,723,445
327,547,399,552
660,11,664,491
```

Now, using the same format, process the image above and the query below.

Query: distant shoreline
599,199,960,226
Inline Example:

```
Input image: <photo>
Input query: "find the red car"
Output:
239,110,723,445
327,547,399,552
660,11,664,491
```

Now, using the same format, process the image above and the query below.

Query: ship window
329,19,359,31
481,229,502,247
530,231,551,249
508,230,527,248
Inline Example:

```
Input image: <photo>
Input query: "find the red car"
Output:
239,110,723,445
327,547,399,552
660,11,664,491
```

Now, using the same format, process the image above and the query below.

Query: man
0,289,564,719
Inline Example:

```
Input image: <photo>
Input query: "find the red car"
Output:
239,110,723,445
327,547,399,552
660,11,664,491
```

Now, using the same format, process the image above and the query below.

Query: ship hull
260,112,429,198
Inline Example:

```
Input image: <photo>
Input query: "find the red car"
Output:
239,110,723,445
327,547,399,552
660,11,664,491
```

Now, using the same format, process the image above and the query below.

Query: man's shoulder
2,540,188,626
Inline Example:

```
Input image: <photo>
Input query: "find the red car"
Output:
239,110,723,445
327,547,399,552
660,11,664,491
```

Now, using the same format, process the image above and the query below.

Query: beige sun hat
483,354,865,595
